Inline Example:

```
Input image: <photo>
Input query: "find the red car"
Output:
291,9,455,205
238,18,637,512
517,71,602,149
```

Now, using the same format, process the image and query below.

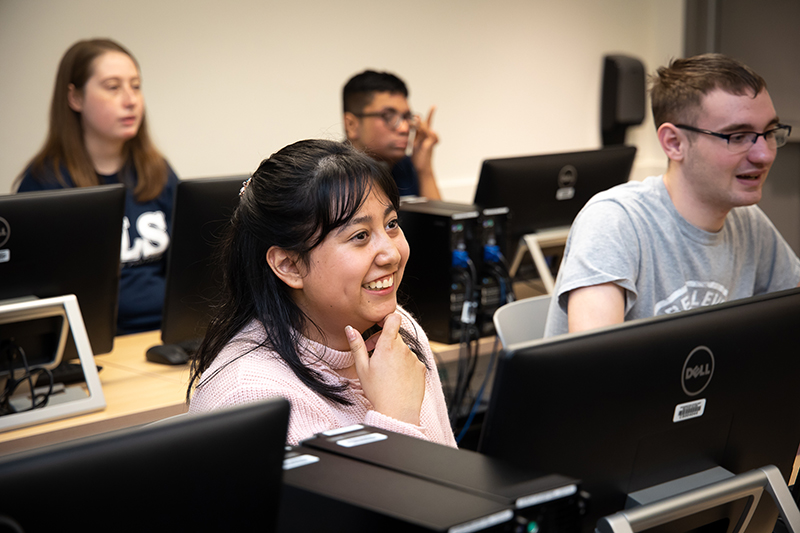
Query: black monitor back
473,146,636,246
478,288,800,533
160,176,244,347
0,398,290,532
0,185,124,358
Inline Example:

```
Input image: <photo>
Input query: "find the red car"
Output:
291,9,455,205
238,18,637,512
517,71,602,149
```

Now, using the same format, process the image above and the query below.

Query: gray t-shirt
544,175,800,337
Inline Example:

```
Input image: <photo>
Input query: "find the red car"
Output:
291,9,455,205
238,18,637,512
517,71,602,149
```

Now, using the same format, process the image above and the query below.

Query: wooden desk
0,330,189,456
429,336,499,365
0,331,490,457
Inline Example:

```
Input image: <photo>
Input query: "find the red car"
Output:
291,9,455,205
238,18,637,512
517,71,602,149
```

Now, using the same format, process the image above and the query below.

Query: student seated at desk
544,53,800,337
343,70,442,199
14,38,179,334
187,140,456,447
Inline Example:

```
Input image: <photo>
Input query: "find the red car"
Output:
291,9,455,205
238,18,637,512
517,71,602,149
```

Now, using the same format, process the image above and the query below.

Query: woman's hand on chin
345,313,425,425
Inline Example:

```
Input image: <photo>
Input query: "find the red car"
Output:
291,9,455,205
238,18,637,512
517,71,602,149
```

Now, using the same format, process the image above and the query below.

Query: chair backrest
492,294,552,348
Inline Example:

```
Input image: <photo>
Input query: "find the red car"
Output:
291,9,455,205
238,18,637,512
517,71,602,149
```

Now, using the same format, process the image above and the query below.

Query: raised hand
411,106,441,200
345,313,426,425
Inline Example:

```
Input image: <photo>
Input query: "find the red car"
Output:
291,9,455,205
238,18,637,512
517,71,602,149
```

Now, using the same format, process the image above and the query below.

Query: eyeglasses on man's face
354,109,415,130
674,123,792,153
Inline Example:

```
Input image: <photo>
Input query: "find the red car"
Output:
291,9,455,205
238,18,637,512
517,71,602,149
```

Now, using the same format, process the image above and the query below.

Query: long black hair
188,139,424,404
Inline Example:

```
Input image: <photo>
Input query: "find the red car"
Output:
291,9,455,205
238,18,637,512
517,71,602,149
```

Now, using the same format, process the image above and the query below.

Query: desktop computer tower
279,444,515,532
399,200,510,344
301,425,584,533
475,206,512,338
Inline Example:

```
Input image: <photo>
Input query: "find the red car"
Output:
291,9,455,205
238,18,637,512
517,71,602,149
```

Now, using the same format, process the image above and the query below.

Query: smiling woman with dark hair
188,139,456,447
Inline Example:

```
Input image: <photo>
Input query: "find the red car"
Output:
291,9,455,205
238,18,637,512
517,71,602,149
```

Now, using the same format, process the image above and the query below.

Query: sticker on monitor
673,399,706,422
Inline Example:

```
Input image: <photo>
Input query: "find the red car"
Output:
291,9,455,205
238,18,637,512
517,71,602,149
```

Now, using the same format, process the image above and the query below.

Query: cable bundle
0,340,54,416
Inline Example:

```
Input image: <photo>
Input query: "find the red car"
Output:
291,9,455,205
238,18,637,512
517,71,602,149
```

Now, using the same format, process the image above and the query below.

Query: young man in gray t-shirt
545,53,800,337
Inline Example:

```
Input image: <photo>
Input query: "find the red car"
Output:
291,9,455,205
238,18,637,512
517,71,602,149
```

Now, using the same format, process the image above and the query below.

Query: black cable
487,263,512,305
449,270,468,422
461,323,480,407
489,252,516,303
452,255,513,437
0,341,54,416
449,258,481,430
456,335,501,443
449,269,472,424
459,269,478,416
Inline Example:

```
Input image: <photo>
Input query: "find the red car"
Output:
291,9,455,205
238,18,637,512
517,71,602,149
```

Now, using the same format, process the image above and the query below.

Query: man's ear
343,112,361,143
266,246,303,289
657,122,687,163
67,84,83,113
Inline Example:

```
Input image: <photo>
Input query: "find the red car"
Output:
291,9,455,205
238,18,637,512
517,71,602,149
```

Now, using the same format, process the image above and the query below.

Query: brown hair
15,38,167,201
649,53,767,128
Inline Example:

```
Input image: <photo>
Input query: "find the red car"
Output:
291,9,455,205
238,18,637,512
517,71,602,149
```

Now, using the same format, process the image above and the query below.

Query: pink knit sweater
189,310,457,447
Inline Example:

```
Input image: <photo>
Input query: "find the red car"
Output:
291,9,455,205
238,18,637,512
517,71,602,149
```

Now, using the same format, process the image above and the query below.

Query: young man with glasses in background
343,70,441,199
544,53,800,337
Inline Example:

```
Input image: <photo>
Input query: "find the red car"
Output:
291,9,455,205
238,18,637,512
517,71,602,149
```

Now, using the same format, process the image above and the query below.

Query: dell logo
0,217,9,248
681,346,714,396
556,164,577,201
685,364,711,380
557,165,578,188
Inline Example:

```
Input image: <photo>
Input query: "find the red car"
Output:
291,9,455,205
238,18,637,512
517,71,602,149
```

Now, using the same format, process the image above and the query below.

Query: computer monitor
0,185,125,360
478,288,800,533
159,176,244,350
0,397,290,531
473,145,637,248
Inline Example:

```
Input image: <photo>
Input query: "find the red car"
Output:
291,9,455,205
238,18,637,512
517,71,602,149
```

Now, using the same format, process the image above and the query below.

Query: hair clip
239,176,252,197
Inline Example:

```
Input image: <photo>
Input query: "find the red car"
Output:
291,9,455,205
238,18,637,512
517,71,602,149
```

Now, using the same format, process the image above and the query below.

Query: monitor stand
0,295,105,432
509,226,571,294
597,465,800,533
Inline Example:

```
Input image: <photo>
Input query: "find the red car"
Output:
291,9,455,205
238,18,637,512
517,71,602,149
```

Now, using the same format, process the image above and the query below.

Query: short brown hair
649,53,766,128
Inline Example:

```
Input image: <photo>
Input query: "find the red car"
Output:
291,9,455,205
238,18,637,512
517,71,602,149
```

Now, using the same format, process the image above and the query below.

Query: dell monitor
478,288,800,533
157,176,244,354
0,397,290,531
473,145,636,250
0,185,125,361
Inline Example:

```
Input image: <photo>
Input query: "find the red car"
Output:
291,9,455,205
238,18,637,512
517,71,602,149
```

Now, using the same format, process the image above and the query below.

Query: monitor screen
473,145,636,248
0,397,290,531
0,185,125,359
478,288,800,533
159,176,244,349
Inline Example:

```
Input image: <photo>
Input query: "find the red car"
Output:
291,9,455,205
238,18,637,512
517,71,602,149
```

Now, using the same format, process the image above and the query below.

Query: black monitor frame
473,145,637,250
0,398,290,531
478,288,800,533
159,176,245,349
0,185,125,359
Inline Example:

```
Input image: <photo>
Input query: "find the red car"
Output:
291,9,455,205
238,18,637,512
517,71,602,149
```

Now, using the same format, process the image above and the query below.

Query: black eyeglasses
674,123,792,153
354,109,415,130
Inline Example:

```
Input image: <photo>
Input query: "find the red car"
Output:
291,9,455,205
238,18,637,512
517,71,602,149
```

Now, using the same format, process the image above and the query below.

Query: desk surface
0,330,491,457
0,330,189,456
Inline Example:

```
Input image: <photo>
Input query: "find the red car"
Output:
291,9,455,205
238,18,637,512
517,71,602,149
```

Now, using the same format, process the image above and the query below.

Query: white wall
0,0,683,202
